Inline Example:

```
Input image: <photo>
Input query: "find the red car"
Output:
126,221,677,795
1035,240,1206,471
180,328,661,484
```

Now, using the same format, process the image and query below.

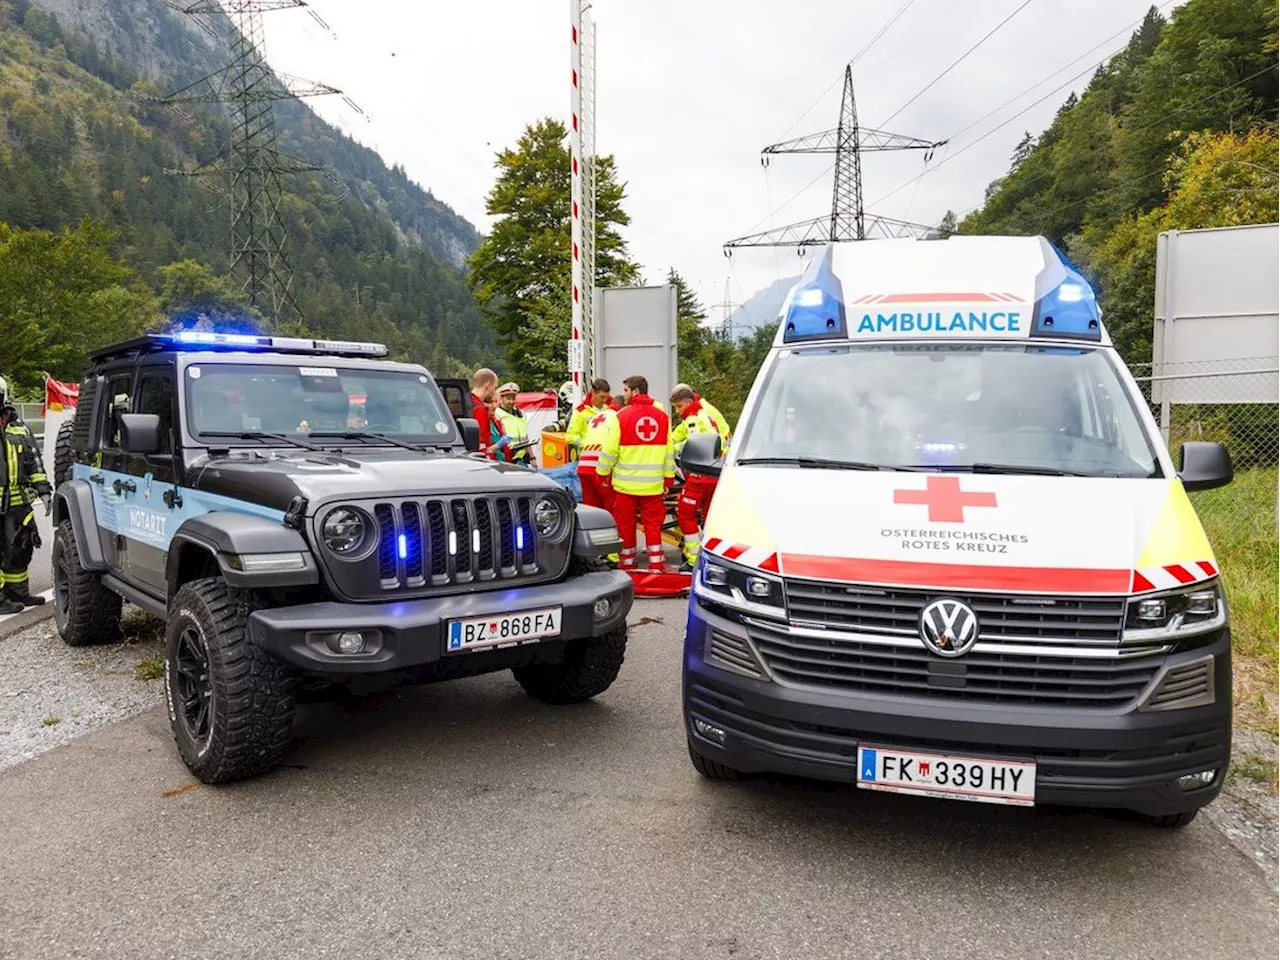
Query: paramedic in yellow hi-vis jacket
566,378,616,458
0,376,52,614
596,375,675,573
670,384,732,572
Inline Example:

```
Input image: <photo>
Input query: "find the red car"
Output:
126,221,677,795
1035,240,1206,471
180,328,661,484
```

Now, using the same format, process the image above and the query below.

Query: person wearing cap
494,382,531,467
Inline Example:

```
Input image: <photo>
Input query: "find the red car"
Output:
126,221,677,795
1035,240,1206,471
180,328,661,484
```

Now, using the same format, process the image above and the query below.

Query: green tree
937,210,958,238
467,118,641,384
0,219,157,391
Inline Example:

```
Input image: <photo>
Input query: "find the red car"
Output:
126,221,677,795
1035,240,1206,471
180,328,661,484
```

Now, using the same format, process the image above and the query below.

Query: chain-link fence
1131,356,1278,539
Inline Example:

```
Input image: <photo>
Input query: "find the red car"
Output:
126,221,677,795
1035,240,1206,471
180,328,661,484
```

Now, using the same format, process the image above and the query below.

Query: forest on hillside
0,0,495,396
952,0,1277,366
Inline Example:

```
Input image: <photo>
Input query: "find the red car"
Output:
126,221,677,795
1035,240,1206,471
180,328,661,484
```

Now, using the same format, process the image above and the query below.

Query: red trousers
676,476,717,563
612,491,667,571
579,472,615,513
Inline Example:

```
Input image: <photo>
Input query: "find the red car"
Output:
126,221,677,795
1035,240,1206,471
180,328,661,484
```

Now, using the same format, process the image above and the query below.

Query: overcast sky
258,0,1164,329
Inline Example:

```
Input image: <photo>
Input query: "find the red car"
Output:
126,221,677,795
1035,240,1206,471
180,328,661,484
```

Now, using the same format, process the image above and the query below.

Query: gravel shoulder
0,608,165,774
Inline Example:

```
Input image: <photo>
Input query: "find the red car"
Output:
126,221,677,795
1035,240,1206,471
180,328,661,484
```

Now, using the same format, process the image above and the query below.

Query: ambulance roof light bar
1029,240,1102,342
90,333,390,362
779,244,848,344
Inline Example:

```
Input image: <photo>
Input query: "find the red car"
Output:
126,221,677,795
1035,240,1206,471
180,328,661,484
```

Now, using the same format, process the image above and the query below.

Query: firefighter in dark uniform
0,375,52,614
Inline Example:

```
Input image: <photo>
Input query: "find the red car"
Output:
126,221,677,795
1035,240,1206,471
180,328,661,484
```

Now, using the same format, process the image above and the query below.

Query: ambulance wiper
737,456,899,471
202,430,324,452
964,462,1094,478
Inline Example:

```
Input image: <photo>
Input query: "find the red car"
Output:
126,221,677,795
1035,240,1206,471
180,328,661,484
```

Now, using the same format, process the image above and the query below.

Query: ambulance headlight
696,556,785,618
1123,581,1226,641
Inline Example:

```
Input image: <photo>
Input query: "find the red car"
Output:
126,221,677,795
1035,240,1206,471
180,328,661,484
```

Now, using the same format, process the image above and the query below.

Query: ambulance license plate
856,745,1036,806
446,608,562,654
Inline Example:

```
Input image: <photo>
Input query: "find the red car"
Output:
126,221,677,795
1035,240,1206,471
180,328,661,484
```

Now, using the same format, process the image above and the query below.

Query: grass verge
1192,466,1278,740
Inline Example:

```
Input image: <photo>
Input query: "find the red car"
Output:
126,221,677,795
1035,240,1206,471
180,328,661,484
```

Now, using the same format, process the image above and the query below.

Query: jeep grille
372,495,540,589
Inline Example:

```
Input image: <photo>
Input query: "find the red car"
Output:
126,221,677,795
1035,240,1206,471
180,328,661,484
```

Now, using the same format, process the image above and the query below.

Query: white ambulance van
678,235,1234,827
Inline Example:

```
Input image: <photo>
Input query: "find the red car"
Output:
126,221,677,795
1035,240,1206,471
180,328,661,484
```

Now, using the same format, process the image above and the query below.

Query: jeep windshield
734,343,1161,479
185,362,457,445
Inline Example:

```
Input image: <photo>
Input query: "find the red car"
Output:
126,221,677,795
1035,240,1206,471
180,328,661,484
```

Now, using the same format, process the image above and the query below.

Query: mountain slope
25,0,481,269
0,0,494,380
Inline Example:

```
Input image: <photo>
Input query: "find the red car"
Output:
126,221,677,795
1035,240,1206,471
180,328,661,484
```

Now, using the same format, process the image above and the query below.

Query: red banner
44,376,79,414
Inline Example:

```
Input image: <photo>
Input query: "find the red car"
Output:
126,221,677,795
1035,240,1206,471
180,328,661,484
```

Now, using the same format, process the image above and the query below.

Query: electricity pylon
155,1,355,323
724,65,946,252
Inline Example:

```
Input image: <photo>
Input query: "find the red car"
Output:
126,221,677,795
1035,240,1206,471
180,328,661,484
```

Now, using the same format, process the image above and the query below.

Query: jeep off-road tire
165,578,297,784
51,520,123,647
687,739,743,781
53,421,75,487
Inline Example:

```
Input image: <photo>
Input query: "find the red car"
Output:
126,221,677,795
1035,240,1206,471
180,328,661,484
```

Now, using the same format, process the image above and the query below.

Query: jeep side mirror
458,417,481,453
1178,441,1233,491
119,413,163,456
679,432,723,479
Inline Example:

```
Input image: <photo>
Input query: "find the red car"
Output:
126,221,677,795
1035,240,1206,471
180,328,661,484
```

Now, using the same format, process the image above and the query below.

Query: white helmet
0,374,8,408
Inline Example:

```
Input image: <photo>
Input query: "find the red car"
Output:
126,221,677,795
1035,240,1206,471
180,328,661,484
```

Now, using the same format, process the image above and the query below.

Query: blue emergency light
158,332,389,357
780,244,848,344
1030,242,1102,342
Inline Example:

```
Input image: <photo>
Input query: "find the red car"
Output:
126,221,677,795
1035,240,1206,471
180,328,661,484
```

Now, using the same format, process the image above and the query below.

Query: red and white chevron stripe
703,538,779,573
1131,561,1218,594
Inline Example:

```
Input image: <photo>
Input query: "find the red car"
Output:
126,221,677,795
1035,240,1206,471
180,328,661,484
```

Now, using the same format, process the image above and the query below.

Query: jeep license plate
446,608,562,654
856,745,1036,807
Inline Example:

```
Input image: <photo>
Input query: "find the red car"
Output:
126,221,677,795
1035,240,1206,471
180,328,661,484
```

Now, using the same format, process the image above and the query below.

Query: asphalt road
0,598,1275,960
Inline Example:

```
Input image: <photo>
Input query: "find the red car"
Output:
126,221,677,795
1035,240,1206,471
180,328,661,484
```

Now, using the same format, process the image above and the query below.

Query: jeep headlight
321,507,375,559
1124,581,1226,641
532,497,567,540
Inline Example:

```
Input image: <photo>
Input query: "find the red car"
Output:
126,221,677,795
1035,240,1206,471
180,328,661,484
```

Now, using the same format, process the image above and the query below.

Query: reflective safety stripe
6,570,28,582
21,512,34,526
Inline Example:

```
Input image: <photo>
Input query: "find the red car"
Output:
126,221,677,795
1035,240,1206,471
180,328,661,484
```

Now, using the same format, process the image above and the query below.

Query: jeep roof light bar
89,333,390,362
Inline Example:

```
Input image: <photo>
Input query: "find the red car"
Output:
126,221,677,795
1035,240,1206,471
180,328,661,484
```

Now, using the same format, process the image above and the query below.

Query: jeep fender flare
53,480,108,571
572,504,623,558
167,513,320,597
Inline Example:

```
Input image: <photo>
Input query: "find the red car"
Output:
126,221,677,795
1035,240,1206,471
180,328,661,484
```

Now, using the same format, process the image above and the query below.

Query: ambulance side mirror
1178,441,1232,492
118,414,162,456
680,432,723,479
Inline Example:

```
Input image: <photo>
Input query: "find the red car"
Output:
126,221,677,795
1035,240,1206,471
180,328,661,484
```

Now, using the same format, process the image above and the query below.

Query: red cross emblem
894,476,997,523
636,415,660,443
590,412,609,428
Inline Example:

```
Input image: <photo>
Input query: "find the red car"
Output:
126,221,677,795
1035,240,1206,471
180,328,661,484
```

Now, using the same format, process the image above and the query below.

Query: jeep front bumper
247,570,633,674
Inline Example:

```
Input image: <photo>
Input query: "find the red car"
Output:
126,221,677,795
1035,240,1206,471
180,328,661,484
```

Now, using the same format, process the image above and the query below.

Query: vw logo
918,598,979,658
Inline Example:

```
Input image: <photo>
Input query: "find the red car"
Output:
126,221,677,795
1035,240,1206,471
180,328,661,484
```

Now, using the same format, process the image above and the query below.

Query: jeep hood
187,449,555,514
702,467,1218,595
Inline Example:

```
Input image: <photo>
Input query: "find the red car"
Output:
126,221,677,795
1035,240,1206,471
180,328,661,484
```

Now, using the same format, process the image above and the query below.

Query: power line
775,0,917,141
878,0,1038,129
947,0,1178,145
868,2,1278,216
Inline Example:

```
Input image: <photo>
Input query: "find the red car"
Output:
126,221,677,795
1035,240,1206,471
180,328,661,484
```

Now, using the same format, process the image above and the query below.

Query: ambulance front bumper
682,599,1232,818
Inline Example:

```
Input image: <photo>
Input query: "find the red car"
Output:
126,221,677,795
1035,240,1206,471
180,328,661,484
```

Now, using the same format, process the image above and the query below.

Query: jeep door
90,370,135,579
123,362,179,595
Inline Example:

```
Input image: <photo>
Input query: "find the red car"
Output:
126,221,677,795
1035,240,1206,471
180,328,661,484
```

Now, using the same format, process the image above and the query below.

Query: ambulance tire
164,578,297,784
53,421,75,487
52,520,123,647
1137,809,1198,829
687,739,742,781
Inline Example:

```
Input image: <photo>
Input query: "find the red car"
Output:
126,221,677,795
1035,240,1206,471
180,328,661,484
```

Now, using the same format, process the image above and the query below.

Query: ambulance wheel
164,578,297,784
511,623,627,705
52,520,123,647
687,739,742,781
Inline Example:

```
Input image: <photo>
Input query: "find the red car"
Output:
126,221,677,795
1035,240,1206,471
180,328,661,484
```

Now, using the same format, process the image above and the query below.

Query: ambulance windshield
735,344,1161,479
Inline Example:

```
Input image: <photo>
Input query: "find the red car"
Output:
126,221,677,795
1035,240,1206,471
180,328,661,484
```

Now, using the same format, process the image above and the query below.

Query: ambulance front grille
750,623,1159,708
784,580,1127,646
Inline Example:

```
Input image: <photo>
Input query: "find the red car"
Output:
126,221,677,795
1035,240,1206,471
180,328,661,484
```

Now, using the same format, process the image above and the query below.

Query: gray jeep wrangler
51,333,632,783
